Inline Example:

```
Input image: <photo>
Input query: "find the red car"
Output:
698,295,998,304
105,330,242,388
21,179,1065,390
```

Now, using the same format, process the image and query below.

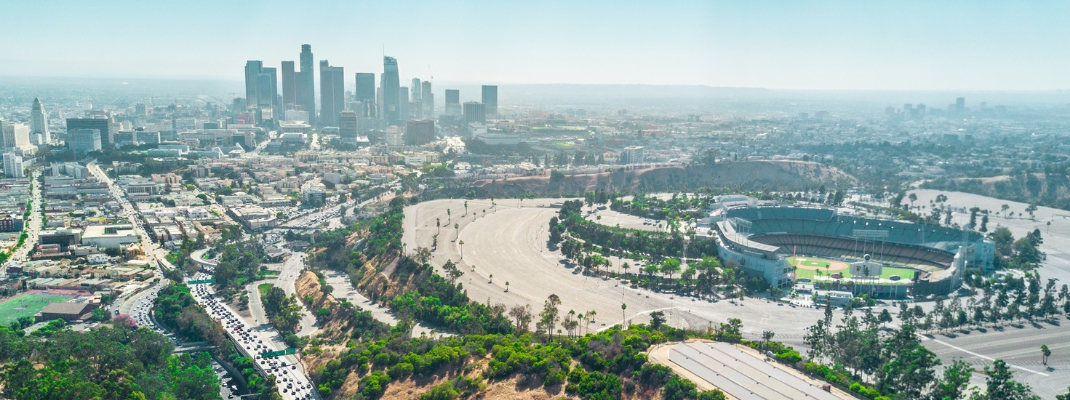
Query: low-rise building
81,224,137,249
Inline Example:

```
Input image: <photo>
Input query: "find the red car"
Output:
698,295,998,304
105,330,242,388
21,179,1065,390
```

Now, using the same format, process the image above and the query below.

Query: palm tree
458,240,465,260
489,273,494,283
761,330,775,351
585,310,597,335
621,303,627,329
622,262,631,278
566,310,577,337
505,281,509,292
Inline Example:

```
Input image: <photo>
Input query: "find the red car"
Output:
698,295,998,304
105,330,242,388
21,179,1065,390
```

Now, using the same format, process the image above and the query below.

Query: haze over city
2,2,1070,400
3,0,1070,90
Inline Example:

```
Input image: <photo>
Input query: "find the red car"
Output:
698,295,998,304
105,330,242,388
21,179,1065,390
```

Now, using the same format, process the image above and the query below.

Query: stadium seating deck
723,205,968,271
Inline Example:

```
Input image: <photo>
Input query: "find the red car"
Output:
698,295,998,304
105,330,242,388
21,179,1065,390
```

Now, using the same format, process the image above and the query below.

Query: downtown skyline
2,1,1070,91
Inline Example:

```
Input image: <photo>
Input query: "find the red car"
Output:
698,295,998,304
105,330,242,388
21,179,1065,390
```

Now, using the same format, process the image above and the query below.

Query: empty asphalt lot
402,199,829,338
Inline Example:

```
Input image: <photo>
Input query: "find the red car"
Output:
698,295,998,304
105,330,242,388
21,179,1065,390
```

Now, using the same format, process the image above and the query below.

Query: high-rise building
623,146,644,164
66,118,110,145
481,85,498,118
956,97,966,113
399,86,409,121
3,153,24,178
463,102,485,125
0,120,31,151
339,110,359,140
410,79,423,118
258,66,278,121
382,56,401,125
244,61,278,122
422,81,433,118
68,129,102,156
355,73,377,118
297,44,316,125
244,61,263,108
135,103,147,117
31,97,50,144
319,60,345,126
405,119,435,145
411,78,422,102
281,61,297,111
445,89,461,116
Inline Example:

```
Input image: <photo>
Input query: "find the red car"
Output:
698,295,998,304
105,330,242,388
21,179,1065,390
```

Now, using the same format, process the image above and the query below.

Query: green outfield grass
788,256,916,282
0,294,71,326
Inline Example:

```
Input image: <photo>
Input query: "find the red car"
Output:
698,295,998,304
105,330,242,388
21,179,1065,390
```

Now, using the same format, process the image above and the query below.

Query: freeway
190,272,318,400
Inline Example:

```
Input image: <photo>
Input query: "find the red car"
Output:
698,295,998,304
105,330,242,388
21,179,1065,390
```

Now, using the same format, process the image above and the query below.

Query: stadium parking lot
402,199,831,341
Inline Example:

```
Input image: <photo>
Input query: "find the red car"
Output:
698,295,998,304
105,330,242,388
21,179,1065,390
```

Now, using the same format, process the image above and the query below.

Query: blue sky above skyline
2,0,1068,90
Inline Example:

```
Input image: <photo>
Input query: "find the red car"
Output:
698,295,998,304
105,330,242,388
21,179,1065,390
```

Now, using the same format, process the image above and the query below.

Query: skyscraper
31,97,50,144
956,97,966,113
422,81,434,118
319,60,344,126
382,56,401,125
481,85,498,118
355,73,377,118
281,61,296,111
463,102,486,125
400,86,409,121
411,78,422,102
445,89,461,116
244,61,278,123
258,66,278,121
297,44,316,125
410,78,423,118
244,61,263,108
67,117,110,146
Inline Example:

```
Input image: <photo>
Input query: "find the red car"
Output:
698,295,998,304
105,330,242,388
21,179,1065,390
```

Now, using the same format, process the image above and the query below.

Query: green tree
876,325,939,399
649,311,666,330
931,360,972,400
539,294,561,340
661,258,682,285
978,359,1038,399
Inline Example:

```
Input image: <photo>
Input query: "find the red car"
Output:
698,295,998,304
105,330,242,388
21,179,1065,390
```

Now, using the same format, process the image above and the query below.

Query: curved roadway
403,199,829,337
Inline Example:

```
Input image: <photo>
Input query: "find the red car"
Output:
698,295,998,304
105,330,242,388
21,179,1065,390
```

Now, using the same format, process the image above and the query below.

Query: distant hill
459,160,856,198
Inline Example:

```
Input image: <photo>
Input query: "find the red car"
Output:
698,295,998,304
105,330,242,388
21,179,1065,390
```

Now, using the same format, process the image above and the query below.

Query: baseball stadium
707,197,994,298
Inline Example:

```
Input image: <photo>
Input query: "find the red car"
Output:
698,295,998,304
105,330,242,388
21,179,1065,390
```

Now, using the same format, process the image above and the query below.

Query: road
9,171,43,263
190,273,317,400
87,162,172,328
246,279,272,325
401,199,833,340
275,251,317,336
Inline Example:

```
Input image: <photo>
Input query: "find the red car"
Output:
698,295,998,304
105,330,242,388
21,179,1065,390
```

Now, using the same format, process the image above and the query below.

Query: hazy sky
3,0,1069,90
